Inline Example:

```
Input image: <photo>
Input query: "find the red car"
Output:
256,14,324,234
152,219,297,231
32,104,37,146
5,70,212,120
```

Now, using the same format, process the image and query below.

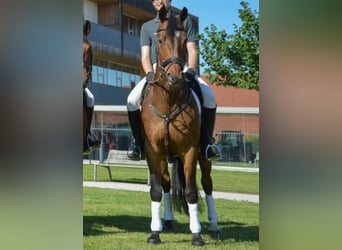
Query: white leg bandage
150,201,162,232
188,203,201,233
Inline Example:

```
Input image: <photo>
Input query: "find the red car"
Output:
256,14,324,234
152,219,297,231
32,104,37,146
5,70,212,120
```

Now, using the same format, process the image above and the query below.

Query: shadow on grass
83,215,258,243
83,215,150,236
207,221,259,242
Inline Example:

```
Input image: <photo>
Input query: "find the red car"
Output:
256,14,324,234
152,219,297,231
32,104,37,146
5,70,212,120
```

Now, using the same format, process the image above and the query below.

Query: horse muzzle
167,72,183,85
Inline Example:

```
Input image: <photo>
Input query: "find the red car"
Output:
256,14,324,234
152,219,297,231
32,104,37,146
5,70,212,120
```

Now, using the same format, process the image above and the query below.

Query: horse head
83,20,92,88
156,6,188,86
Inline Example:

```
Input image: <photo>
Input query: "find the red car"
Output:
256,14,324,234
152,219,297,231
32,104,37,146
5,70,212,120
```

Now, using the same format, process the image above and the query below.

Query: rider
126,0,221,161
83,20,101,152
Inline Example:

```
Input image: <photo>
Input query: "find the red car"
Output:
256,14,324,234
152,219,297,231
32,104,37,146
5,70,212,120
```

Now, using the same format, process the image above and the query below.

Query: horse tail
171,158,189,215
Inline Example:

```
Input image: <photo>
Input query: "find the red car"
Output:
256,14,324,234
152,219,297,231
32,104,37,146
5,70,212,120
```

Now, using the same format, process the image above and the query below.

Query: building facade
83,0,198,91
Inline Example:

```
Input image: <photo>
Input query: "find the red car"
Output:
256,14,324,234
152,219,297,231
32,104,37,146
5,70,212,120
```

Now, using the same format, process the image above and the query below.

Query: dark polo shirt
140,12,198,65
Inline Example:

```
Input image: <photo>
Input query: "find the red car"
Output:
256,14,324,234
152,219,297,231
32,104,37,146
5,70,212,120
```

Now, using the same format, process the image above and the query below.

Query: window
92,58,140,88
123,15,141,37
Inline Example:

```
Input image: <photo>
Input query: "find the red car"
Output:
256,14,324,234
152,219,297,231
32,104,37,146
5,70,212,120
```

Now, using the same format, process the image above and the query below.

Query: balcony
88,22,141,62
123,0,156,13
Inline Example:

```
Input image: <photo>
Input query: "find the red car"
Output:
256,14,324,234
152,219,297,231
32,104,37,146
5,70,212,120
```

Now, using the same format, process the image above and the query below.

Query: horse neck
153,65,189,109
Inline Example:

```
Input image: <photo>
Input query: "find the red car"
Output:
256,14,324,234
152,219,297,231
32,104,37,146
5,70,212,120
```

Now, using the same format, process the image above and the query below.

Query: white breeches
127,65,216,111
84,87,95,107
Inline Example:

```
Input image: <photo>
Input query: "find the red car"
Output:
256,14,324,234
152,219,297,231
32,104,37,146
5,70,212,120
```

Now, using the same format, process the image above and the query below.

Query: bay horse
83,20,92,153
141,7,206,246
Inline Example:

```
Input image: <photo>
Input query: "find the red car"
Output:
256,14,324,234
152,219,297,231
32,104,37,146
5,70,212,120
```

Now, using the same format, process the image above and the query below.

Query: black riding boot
201,107,222,161
127,110,144,160
86,106,101,149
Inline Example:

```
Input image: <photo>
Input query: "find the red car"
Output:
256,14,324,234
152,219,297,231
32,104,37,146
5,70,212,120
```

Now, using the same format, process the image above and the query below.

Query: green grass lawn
83,163,259,249
83,187,259,250
83,164,259,194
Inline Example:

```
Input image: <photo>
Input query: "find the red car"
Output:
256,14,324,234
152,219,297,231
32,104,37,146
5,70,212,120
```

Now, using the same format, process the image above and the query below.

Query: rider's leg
84,88,101,148
196,76,222,161
127,78,146,160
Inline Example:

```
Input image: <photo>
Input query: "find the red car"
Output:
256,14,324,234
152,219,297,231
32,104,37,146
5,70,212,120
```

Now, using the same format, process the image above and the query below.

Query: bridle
151,26,186,84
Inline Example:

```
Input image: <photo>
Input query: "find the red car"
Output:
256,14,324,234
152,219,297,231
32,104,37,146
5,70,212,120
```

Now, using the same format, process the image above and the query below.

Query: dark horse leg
198,153,221,234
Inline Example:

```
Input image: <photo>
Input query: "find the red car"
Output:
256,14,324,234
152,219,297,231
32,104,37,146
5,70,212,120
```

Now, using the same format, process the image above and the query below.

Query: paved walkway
83,159,259,173
83,181,259,203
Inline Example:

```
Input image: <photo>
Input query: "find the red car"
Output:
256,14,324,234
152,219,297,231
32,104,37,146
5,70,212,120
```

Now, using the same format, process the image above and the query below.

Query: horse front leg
184,150,205,246
146,157,164,244
198,154,221,235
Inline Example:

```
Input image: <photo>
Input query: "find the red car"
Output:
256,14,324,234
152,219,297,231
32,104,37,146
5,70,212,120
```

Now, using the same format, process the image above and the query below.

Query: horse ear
179,7,188,22
159,6,168,22
83,20,91,36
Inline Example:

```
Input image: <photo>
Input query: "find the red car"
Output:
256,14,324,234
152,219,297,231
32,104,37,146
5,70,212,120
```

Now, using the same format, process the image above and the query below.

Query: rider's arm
187,41,198,70
141,45,153,74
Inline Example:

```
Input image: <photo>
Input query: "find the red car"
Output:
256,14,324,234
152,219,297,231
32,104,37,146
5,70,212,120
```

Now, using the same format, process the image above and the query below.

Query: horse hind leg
161,174,174,231
206,195,221,236
199,154,221,235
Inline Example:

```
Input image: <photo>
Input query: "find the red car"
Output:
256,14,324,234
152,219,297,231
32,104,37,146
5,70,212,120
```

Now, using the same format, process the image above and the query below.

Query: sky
171,0,259,73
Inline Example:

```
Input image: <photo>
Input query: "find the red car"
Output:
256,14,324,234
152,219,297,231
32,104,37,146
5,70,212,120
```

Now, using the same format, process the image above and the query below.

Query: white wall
83,0,98,23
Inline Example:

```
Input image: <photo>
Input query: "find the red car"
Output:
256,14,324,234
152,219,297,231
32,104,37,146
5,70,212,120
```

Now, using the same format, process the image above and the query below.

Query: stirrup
205,144,222,161
127,145,142,161
87,133,101,149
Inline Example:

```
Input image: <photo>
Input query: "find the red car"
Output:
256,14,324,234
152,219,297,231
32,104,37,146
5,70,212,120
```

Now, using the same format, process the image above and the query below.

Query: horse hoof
210,230,221,240
209,223,221,234
192,233,205,246
147,231,161,244
163,220,173,231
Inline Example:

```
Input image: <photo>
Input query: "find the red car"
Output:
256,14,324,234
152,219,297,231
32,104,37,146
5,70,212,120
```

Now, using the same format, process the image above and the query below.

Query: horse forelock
159,15,184,35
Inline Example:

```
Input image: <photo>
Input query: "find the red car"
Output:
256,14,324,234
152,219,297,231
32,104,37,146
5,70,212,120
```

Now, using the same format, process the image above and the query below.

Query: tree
199,1,259,90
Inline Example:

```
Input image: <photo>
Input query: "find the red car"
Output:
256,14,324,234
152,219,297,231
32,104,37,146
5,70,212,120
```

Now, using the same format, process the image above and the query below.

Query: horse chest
145,115,199,146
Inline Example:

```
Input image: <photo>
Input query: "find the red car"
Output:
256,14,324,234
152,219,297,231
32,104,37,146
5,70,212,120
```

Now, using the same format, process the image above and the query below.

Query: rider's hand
146,71,155,82
184,68,197,82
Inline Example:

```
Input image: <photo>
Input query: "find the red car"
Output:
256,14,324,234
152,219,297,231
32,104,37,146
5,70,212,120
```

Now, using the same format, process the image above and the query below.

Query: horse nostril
167,73,175,84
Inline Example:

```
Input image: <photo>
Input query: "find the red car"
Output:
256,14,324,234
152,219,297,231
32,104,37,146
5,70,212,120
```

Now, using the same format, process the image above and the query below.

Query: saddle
187,78,203,107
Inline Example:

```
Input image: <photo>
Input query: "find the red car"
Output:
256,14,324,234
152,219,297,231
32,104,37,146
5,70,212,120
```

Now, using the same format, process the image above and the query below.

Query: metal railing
88,105,259,164
89,127,259,165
